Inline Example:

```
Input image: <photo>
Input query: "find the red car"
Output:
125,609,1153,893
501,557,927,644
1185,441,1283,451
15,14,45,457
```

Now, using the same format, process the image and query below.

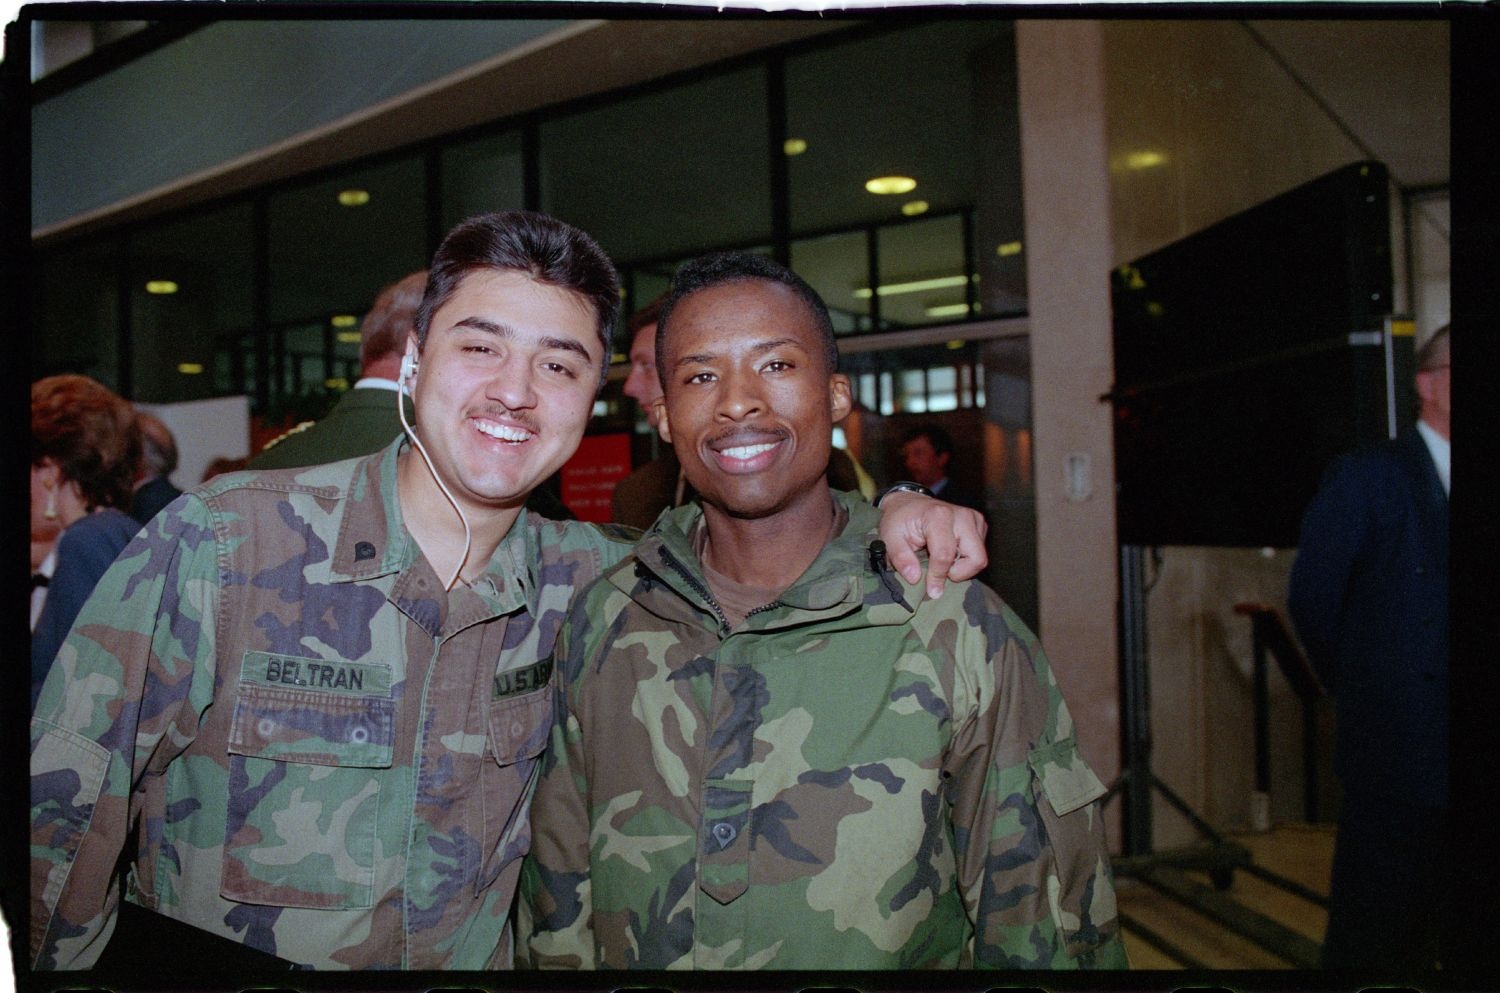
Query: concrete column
1015,21,1122,806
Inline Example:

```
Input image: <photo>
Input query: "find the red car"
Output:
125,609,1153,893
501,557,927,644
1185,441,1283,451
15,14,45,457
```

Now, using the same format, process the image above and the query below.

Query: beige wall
1018,18,1439,848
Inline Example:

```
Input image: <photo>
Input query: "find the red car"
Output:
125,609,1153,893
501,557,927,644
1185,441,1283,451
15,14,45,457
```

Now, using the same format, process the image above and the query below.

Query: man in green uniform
519,252,1126,970
248,270,424,470
28,215,987,971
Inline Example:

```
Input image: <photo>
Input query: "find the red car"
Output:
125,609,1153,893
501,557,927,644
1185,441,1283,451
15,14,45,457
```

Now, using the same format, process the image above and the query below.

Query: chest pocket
477,667,554,894
221,653,395,910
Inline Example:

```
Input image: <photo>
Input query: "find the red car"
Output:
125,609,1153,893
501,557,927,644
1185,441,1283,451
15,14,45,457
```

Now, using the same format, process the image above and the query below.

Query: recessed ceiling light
1125,151,1167,170
925,303,974,319
784,138,808,156
338,189,371,207
146,280,178,295
177,362,204,375
331,314,358,328
336,331,361,344
854,274,973,299
865,176,917,195
901,200,930,217
996,241,1023,258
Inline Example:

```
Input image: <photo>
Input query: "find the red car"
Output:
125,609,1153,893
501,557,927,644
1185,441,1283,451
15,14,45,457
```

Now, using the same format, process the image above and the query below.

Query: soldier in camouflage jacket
30,439,637,969
518,251,1126,971
519,495,1125,969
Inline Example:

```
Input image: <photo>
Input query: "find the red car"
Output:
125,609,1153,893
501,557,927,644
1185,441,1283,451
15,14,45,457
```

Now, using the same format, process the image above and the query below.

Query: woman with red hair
31,375,144,710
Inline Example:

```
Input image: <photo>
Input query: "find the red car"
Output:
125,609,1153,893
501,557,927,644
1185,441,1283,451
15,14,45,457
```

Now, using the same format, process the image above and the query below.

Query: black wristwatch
875,481,935,507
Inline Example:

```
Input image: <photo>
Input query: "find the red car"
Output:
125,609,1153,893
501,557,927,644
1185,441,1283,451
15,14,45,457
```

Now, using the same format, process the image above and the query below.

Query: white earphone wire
398,348,472,591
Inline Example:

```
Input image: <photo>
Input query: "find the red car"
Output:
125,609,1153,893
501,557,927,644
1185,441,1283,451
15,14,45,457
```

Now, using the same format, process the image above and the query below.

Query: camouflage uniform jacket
30,438,634,970
519,493,1127,970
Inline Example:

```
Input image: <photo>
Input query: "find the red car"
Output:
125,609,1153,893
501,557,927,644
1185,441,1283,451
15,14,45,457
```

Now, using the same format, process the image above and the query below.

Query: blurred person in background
899,423,982,511
130,411,183,525
249,270,423,469
31,375,144,709
1288,323,1451,970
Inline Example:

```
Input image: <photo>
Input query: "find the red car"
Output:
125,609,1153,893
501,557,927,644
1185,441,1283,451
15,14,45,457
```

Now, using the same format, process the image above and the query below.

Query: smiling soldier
29,215,989,972
519,251,1127,970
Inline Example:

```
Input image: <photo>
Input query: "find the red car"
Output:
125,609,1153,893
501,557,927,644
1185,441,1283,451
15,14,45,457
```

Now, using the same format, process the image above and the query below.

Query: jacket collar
620,491,922,632
326,437,533,620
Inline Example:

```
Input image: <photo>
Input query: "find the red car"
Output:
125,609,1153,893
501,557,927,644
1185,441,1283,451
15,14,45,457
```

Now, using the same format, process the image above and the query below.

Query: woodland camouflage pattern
519,493,1127,970
29,439,634,970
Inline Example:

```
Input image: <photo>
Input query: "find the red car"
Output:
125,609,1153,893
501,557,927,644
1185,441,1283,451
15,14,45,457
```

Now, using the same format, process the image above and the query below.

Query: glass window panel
33,236,123,389
899,368,927,413
787,21,1022,319
128,201,255,404
791,231,870,335
441,130,525,230
540,66,770,267
267,155,428,326
283,322,327,397
927,365,959,412
875,213,969,330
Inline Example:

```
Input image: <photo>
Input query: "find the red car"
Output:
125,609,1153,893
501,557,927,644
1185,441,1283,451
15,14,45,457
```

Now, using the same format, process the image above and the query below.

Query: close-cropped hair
415,211,620,385
1416,323,1449,371
656,251,839,379
32,375,142,512
362,270,427,367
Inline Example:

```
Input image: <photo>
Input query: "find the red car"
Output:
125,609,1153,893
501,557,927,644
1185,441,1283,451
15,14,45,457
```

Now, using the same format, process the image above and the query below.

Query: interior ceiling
43,16,1448,243
1245,19,1449,191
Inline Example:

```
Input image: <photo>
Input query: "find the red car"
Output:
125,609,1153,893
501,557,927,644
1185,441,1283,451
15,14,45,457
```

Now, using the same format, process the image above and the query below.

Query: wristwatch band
875,481,935,507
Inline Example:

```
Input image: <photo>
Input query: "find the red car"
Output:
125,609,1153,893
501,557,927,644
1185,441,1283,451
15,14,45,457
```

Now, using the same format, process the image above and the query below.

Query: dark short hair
1416,323,1449,372
656,251,838,385
901,423,954,458
32,375,142,512
415,211,620,385
362,270,427,368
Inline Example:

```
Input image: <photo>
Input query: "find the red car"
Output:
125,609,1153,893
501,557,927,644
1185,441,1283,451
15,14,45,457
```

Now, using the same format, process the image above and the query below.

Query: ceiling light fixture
336,331,362,344
784,138,808,156
925,303,974,319
177,362,204,375
901,200,930,217
325,377,350,390
338,189,371,207
1125,151,1167,170
996,241,1023,258
865,175,917,195
146,280,179,295
854,274,974,299
331,314,358,328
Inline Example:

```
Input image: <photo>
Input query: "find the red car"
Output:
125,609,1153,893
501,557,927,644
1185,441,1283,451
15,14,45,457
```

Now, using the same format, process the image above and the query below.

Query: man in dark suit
899,424,982,511
1288,324,1449,972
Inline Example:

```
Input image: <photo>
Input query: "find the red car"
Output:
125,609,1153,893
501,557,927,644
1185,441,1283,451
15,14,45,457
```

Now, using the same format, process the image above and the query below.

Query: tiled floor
1117,822,1335,969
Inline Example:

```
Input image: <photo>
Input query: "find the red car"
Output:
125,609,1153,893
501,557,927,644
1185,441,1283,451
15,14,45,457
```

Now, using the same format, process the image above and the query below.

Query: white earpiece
399,348,419,394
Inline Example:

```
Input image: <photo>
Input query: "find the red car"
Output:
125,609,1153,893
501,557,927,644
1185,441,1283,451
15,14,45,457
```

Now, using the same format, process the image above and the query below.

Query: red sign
560,433,633,523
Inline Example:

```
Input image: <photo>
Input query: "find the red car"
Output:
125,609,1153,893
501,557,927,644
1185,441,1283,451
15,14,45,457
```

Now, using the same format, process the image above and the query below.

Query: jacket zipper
657,546,733,636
